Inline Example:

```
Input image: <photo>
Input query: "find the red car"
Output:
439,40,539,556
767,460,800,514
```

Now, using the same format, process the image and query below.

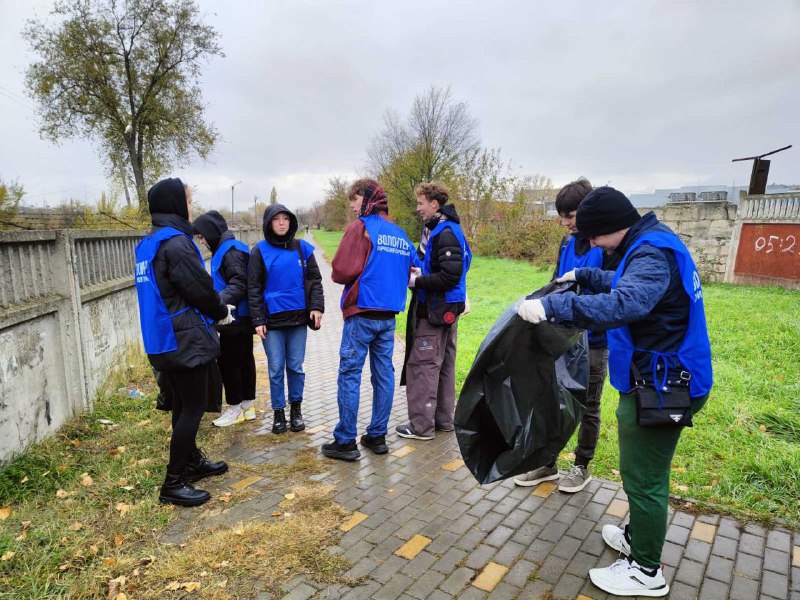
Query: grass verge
0,346,352,598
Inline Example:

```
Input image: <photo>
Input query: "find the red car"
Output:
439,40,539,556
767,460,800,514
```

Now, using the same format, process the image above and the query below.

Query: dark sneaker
322,440,361,461
558,464,592,493
184,449,228,483
435,423,455,432
360,434,388,455
513,464,559,487
396,424,434,441
159,474,211,507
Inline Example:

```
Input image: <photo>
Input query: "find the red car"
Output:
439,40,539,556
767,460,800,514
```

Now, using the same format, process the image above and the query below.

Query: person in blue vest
323,179,414,461
247,204,324,434
514,178,618,493
192,210,257,428
517,187,712,598
134,178,234,507
397,182,470,441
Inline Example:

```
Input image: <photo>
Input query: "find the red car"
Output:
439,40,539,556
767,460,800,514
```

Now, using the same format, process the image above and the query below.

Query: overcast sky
1,0,798,213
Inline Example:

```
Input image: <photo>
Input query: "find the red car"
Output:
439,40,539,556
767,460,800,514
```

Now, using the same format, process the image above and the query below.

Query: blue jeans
263,325,307,410
334,316,396,444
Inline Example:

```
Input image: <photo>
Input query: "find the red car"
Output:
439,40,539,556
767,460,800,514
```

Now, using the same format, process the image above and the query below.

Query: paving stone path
170,234,800,599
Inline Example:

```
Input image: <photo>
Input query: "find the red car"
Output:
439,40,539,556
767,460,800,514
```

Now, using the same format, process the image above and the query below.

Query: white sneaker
213,406,244,427
241,401,256,421
602,523,632,556
589,557,669,597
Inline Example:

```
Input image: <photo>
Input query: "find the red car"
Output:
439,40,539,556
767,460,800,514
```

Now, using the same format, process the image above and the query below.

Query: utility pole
230,180,242,224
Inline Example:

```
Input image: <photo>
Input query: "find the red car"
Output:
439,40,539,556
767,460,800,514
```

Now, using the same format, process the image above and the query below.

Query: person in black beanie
134,178,232,507
517,187,712,597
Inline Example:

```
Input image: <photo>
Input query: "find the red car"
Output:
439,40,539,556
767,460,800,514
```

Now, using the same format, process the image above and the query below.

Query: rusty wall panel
734,223,800,280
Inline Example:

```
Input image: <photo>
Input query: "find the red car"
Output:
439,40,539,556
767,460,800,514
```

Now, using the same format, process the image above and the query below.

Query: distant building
628,184,797,208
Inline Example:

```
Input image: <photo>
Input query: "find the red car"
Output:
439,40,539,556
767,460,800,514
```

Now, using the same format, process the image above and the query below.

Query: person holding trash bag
134,178,232,507
322,179,414,461
397,182,471,441
247,204,324,435
514,178,617,493
193,210,257,428
517,186,712,598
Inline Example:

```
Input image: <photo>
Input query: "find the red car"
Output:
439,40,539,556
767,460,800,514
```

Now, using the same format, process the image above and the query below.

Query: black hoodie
145,178,228,370
415,203,465,297
247,204,324,328
193,210,251,334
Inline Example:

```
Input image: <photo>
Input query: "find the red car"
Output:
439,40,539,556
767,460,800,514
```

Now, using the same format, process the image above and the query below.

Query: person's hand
218,305,236,326
556,270,576,283
309,310,323,329
517,299,547,324
408,267,422,288
255,325,267,340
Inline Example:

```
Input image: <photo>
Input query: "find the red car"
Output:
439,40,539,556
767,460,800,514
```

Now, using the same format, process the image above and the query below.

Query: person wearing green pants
517,187,713,597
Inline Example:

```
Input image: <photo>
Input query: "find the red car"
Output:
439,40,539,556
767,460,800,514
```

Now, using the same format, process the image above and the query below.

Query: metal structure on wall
732,144,792,195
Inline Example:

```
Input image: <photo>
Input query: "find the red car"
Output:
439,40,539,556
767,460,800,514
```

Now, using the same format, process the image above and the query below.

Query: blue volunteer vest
557,235,604,277
135,227,210,355
211,238,250,319
417,221,472,304
607,231,713,398
256,239,313,314
344,215,413,313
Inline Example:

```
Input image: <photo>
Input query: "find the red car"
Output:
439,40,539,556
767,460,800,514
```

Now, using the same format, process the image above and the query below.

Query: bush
471,218,564,266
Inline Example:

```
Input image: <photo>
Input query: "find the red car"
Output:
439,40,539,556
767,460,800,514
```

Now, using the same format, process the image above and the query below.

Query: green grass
315,230,800,527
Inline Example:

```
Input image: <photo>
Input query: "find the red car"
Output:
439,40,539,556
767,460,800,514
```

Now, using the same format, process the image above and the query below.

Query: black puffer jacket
193,210,252,335
415,203,465,319
247,204,324,329
144,178,228,371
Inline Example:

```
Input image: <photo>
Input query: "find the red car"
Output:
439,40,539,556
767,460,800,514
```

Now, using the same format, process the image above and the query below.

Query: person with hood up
397,182,471,441
322,179,414,461
247,204,324,434
134,178,232,507
517,187,712,597
192,210,257,427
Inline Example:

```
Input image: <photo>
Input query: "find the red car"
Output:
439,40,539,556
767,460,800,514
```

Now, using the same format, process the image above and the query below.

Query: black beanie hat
576,186,640,237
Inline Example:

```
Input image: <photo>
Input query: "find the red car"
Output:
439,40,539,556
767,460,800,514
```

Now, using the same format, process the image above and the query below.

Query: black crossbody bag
631,362,693,427
295,242,320,331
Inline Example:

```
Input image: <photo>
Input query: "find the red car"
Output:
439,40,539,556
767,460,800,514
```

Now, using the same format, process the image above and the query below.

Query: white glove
517,298,547,324
556,270,576,283
218,304,236,326
408,267,422,288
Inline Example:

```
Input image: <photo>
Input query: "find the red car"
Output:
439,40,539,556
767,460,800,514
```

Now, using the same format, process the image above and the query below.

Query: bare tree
367,85,480,213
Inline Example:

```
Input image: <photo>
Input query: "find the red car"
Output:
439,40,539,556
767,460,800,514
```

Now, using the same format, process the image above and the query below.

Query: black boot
272,409,287,434
159,473,211,507
184,448,228,483
289,401,305,432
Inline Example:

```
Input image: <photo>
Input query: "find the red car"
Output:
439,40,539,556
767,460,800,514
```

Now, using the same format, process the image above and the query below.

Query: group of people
134,173,711,598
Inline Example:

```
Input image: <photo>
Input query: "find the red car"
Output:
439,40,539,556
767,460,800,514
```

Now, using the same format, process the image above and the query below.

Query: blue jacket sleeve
575,267,615,293
542,246,671,331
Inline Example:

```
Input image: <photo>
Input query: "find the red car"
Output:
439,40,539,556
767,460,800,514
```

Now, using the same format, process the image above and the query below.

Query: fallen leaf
20,476,29,484
137,419,151,427
165,582,181,591
114,534,124,547
284,492,296,500
70,439,81,448
136,459,152,466
758,424,767,432
15,531,27,541
271,511,282,517
122,486,134,491
114,503,131,517
199,571,208,577
674,484,689,492
118,478,128,486
59,563,70,571
218,560,230,568
108,575,126,599
219,493,232,503
104,557,116,567
115,595,127,600
89,545,99,554
1,551,15,561
56,489,71,498
0,507,11,520
611,469,620,476
21,521,31,529
68,521,82,531
182,582,201,592
80,473,94,487
56,465,67,473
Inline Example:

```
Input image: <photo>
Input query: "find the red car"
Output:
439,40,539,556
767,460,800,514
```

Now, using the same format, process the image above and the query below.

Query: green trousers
616,392,708,568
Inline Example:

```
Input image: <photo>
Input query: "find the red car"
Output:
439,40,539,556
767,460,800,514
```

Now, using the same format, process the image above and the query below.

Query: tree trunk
126,138,146,213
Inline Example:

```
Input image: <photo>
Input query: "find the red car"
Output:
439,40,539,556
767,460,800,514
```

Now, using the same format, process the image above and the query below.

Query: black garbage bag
455,281,589,484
